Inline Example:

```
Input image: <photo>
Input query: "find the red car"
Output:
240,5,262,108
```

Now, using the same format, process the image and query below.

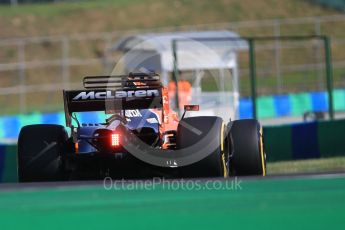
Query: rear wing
63,73,163,127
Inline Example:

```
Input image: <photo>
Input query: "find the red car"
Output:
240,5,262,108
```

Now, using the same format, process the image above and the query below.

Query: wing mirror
181,105,199,119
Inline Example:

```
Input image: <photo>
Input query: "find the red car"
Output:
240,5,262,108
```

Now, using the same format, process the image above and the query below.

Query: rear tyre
177,116,228,178
230,119,266,176
17,124,68,182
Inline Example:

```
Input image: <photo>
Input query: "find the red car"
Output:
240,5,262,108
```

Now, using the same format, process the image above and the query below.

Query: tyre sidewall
17,124,67,182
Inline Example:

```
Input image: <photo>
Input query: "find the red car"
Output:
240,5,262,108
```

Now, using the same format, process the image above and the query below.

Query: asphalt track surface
0,173,344,229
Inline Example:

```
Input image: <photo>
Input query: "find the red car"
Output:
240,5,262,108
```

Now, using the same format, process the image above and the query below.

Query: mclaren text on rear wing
63,73,164,127
63,88,162,127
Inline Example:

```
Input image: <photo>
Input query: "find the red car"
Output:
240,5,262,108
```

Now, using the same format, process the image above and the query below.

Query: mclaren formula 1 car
17,72,266,182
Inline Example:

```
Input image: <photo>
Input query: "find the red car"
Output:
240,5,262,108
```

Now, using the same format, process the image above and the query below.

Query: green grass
0,0,145,17
268,156,345,175
0,0,337,38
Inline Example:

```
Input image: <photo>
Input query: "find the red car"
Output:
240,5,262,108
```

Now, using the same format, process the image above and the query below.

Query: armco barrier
262,124,293,162
318,119,345,157
0,145,17,183
1,119,345,182
263,119,345,162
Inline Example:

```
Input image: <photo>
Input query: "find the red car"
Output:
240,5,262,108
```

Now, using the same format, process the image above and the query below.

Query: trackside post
323,36,335,120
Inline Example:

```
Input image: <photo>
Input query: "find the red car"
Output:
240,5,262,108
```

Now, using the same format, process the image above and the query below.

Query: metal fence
1,14,345,115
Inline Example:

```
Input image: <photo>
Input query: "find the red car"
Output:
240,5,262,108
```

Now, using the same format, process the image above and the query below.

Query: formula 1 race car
17,72,266,182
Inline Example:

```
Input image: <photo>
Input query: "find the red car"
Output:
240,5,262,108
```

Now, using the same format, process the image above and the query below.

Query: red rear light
75,142,79,153
111,133,120,147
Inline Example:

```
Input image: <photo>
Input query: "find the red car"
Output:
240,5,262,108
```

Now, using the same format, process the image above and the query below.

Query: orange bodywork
159,86,179,134
160,80,193,134
168,80,192,110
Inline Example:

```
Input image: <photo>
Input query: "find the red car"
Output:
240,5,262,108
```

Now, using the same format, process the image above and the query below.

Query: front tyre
17,124,68,182
229,119,266,176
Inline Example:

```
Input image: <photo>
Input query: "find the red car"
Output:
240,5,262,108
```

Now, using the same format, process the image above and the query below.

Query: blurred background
0,0,345,181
